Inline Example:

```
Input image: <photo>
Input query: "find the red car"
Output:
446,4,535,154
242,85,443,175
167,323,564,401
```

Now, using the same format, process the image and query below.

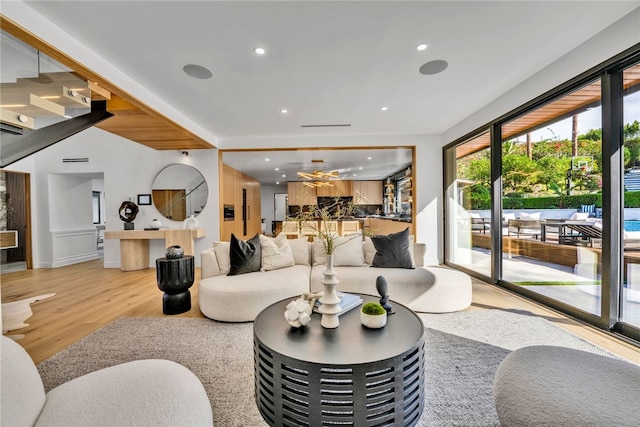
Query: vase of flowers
317,252,341,328
290,196,360,328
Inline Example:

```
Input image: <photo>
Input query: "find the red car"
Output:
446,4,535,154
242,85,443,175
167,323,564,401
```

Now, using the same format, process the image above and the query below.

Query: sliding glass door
499,78,603,317
444,47,640,343
621,61,640,329
445,132,491,278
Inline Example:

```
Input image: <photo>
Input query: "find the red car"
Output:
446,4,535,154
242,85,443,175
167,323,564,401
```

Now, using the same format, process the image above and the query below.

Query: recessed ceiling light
275,167,280,171
254,47,267,55
265,158,270,161
419,60,449,75
415,43,428,51
276,181,280,185
367,157,373,160
280,109,288,114
282,174,286,178
353,174,357,177
380,106,389,111
183,64,213,79
359,167,363,170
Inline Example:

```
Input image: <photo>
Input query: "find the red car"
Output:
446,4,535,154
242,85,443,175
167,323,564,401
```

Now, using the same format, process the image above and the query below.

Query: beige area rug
36,310,620,426
2,293,56,335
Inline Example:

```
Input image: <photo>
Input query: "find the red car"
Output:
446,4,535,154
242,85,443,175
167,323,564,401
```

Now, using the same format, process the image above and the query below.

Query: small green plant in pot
360,302,387,329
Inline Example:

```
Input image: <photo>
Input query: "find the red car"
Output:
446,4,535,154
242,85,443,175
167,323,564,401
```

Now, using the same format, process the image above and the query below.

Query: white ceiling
21,1,640,184
222,147,413,185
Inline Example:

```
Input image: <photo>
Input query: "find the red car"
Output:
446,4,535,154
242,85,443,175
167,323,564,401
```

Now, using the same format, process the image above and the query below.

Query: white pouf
493,345,640,427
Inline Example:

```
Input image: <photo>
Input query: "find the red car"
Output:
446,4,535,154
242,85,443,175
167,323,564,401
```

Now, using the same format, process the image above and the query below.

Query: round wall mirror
152,164,208,221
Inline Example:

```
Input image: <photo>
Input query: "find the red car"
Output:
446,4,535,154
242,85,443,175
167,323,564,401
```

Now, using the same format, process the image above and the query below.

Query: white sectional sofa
199,235,472,322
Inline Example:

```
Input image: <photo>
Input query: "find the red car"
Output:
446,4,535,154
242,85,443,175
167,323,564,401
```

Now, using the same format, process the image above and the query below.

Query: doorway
271,193,288,236
0,171,31,273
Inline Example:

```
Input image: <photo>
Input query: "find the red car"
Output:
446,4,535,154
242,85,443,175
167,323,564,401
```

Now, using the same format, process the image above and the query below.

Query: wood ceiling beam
0,15,215,150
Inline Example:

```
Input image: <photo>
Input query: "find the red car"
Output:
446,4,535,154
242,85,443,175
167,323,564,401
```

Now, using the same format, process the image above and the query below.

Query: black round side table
155,255,194,315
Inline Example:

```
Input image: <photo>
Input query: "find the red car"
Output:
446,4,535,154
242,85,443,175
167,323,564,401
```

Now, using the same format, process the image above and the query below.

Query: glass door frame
443,45,640,344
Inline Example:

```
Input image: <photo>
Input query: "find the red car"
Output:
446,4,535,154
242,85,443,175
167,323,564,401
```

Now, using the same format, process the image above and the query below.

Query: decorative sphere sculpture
284,298,312,328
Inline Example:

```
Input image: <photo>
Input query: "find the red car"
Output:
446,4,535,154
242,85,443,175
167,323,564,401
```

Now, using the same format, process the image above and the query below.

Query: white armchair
1,336,213,427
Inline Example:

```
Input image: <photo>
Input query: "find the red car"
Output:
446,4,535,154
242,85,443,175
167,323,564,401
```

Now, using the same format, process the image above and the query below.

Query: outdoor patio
457,228,640,328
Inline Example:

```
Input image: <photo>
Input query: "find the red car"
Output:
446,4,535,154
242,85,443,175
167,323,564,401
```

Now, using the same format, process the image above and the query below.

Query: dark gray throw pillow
228,233,262,275
371,227,413,269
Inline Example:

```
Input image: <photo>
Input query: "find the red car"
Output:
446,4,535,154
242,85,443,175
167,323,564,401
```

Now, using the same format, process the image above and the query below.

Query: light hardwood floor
2,259,639,364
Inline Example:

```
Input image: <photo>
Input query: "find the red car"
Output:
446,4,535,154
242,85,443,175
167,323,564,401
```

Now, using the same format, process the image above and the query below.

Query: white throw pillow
520,212,541,220
259,234,295,271
313,235,365,266
287,237,311,266
213,242,231,275
312,239,327,265
333,235,366,266
364,236,376,265
570,212,590,220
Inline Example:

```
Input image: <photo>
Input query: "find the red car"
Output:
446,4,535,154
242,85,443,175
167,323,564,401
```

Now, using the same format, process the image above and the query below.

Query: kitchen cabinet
287,182,317,205
398,176,412,215
316,180,353,197
221,163,262,241
384,181,395,214
353,180,383,205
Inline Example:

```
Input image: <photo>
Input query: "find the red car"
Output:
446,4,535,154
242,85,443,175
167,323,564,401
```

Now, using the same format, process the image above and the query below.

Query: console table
104,229,205,271
254,295,425,426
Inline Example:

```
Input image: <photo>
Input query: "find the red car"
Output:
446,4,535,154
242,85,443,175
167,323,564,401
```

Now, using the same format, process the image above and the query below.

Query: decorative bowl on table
165,245,184,259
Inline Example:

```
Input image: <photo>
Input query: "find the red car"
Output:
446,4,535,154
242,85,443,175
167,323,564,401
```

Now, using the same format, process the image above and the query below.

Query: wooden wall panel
220,163,261,241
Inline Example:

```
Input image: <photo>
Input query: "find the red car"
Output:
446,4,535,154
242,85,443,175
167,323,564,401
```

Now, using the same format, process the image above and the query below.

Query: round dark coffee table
254,294,425,426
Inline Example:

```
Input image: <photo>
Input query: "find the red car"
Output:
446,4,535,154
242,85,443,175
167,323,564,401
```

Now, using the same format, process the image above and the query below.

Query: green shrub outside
468,192,640,210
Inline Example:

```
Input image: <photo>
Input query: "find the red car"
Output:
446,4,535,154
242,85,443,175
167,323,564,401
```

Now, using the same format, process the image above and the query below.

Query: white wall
5,127,219,268
48,174,93,230
443,7,640,144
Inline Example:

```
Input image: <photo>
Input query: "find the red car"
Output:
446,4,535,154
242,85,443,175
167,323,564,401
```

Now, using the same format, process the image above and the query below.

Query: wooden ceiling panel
1,16,215,152
95,94,213,150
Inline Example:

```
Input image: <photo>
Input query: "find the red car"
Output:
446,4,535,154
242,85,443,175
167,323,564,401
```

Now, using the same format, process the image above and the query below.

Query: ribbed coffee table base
254,327,425,426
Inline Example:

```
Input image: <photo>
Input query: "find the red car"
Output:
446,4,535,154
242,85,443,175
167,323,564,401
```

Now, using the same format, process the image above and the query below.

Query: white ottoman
493,345,640,427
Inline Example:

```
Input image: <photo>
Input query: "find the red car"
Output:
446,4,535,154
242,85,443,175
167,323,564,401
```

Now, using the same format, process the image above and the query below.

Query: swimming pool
624,220,640,231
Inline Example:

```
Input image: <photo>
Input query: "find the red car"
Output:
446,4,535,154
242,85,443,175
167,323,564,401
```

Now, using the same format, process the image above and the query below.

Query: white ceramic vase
317,254,341,328
182,214,199,230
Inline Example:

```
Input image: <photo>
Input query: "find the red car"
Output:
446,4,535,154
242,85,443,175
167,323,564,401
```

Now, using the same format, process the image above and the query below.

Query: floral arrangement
288,196,360,255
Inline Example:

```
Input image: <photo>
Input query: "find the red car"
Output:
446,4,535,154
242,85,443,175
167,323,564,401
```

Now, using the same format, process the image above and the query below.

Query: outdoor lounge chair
470,214,490,234
507,219,541,239
564,221,640,249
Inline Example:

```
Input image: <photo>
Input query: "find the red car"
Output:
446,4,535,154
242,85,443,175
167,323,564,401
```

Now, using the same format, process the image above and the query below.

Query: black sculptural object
376,276,394,314
118,201,139,230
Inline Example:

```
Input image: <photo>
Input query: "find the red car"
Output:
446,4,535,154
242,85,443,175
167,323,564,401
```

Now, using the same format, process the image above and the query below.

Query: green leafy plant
361,302,386,315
